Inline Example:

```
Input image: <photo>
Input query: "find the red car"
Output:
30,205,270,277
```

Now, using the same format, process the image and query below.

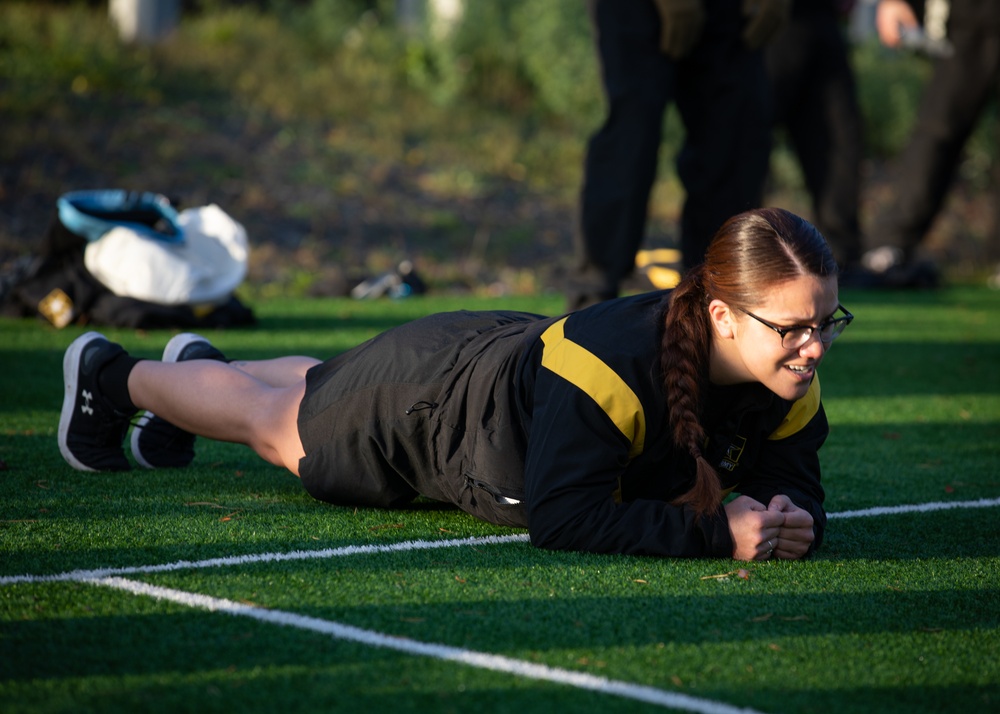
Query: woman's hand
767,494,815,560
724,495,784,561
724,494,815,560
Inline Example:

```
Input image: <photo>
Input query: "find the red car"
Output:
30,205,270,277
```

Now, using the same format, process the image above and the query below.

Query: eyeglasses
738,304,854,350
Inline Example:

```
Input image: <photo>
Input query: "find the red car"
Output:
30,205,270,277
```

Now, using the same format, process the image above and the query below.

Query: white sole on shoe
162,332,208,363
130,333,207,469
58,331,104,472
130,412,158,469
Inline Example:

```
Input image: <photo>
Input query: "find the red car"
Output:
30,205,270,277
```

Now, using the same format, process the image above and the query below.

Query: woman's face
710,274,841,402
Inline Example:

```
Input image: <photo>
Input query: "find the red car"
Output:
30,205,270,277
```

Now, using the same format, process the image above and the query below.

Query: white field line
3,497,1000,587
0,533,531,586
826,496,1000,519
90,575,767,714
5,497,999,714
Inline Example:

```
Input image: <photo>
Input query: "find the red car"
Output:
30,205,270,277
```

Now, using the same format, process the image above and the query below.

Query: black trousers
766,3,864,268
873,12,1000,263
568,0,770,308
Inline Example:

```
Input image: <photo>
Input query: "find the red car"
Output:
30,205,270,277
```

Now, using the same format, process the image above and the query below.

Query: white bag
84,204,249,306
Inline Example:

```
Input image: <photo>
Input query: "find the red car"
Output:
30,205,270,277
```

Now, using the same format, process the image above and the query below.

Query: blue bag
56,190,183,244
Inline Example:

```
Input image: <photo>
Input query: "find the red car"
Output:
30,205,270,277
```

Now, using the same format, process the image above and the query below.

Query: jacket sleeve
521,365,734,558
735,386,829,554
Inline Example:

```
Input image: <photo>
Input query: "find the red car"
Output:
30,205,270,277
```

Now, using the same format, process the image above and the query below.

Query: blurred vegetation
1,0,997,296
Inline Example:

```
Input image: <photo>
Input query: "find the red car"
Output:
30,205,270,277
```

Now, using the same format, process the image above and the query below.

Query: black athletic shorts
296,310,546,526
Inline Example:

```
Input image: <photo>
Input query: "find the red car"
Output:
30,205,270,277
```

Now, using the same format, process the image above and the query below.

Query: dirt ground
0,104,583,298
2,103,997,300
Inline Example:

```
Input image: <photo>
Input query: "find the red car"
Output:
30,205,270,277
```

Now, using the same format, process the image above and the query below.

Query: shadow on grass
0,601,693,714
3,581,997,697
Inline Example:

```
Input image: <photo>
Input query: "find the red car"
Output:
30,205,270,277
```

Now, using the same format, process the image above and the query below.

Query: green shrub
2,2,996,210
853,39,931,158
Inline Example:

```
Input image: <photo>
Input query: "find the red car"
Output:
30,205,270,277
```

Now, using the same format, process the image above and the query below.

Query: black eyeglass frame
737,304,854,350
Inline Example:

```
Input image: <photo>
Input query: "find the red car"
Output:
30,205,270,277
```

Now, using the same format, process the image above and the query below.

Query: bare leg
127,361,306,475
230,356,320,388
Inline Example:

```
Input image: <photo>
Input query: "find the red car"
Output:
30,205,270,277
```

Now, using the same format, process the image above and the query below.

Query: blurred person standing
566,0,791,311
865,0,1000,288
765,1,869,284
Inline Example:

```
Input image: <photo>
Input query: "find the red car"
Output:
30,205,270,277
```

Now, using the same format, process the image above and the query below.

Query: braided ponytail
661,268,722,515
659,207,839,516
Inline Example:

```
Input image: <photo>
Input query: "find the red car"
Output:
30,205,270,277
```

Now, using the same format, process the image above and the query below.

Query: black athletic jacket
510,291,828,558
303,290,828,559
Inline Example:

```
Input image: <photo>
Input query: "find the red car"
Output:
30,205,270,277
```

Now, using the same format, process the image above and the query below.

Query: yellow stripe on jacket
768,375,821,440
540,318,646,459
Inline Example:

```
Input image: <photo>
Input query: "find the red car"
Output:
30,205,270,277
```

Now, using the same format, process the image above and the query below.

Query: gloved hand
653,0,706,59
741,0,791,49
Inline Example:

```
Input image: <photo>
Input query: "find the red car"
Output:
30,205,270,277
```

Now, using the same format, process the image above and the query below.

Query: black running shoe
58,332,134,472
130,333,226,468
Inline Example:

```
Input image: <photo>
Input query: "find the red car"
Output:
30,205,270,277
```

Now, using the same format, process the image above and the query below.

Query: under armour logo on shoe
81,389,94,416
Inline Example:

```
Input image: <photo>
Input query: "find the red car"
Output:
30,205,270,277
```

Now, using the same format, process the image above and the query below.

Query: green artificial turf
1,289,999,714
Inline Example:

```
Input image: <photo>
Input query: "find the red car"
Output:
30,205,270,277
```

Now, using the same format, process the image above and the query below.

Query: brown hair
660,208,838,514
